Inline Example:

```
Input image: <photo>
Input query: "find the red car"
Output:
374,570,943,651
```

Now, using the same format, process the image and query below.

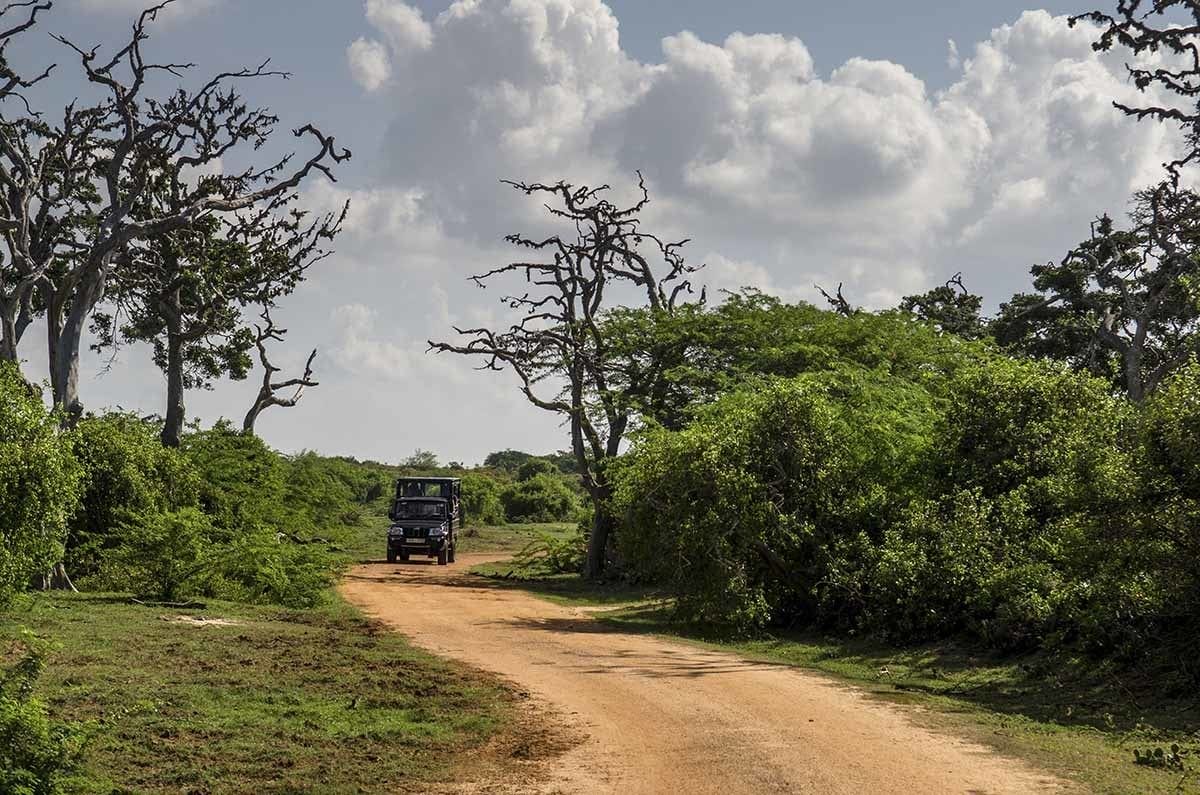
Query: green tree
994,188,1200,401
899,273,986,339
516,458,558,481
606,290,982,430
482,450,537,472
402,449,440,470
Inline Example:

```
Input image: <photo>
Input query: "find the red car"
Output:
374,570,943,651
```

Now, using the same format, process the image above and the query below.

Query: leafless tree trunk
242,307,318,435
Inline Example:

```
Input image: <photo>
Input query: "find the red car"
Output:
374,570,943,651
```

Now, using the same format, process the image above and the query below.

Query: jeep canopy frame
394,477,461,500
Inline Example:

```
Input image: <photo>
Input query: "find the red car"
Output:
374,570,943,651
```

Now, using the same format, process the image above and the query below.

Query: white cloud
359,5,1178,307
331,303,417,380
33,2,1188,466
365,0,432,53
347,38,392,92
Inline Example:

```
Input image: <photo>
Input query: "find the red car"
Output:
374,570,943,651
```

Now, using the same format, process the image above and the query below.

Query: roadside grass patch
474,569,1200,795
0,591,511,793
340,517,577,563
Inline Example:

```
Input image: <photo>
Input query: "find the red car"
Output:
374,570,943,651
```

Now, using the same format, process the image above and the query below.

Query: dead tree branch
242,306,318,435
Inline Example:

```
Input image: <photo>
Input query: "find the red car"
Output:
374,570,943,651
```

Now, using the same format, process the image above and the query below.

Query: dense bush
461,472,506,526
516,458,559,482
203,528,335,608
0,366,80,606
864,359,1139,650
613,370,936,628
612,352,1199,671
0,637,86,794
183,423,287,531
73,423,354,607
501,473,580,523
1135,363,1200,663
104,508,212,602
68,414,197,580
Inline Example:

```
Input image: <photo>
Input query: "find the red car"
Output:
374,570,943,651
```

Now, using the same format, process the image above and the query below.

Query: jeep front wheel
437,548,448,566
386,548,396,564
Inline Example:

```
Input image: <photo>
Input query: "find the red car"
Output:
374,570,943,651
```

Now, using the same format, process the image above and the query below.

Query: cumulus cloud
352,3,1177,309
331,303,417,380
347,37,392,91
365,0,432,52
41,1,1186,465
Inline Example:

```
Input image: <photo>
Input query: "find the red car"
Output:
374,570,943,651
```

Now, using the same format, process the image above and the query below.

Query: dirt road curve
341,555,1072,795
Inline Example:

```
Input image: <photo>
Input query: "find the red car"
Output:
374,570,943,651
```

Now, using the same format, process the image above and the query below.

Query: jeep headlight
428,527,446,538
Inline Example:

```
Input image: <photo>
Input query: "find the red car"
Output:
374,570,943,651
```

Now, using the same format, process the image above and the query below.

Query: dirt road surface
341,555,1073,795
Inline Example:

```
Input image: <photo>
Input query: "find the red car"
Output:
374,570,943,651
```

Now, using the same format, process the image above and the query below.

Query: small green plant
1133,744,1189,771
0,634,88,795
511,531,586,576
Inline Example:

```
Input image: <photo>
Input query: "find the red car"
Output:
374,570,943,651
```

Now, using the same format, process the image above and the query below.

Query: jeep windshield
395,501,445,519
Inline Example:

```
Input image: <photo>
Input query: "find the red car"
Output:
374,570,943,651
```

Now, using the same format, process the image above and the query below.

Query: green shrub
614,370,936,629
69,414,197,580
206,529,336,608
0,636,87,794
500,474,580,523
183,423,287,532
104,508,212,602
461,472,506,525
0,366,81,606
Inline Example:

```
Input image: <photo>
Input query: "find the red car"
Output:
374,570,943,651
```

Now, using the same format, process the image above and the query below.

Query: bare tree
429,174,700,577
0,104,104,367
96,175,346,447
0,1,53,104
242,306,318,436
816,282,854,316
42,0,348,420
1072,1,1200,181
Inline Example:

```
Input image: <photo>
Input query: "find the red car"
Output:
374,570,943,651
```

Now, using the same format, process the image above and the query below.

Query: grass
455,522,578,555
337,512,577,561
469,564,1200,795
0,590,515,794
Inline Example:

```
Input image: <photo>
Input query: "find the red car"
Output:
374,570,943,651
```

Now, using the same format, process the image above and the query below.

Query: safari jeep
386,477,461,565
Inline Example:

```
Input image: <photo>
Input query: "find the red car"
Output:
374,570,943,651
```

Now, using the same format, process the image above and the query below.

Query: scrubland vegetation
4,0,1200,791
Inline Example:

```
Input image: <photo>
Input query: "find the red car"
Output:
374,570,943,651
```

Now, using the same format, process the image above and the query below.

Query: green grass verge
469,566,1200,795
0,591,513,794
339,516,577,561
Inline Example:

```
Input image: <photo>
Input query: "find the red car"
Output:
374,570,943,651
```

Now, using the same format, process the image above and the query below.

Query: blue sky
11,0,1177,464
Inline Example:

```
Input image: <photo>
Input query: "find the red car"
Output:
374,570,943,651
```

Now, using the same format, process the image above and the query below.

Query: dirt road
341,555,1073,795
